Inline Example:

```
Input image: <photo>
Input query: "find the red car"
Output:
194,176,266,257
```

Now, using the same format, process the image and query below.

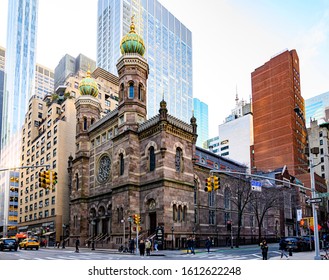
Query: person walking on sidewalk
205,237,212,253
260,239,268,260
279,239,289,259
75,237,80,253
145,239,152,256
154,239,158,251
139,239,145,256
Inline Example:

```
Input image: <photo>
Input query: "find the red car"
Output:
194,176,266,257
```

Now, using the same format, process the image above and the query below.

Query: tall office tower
35,64,54,100
97,0,193,123
193,98,208,148
54,54,96,90
0,0,38,237
0,46,5,147
305,91,329,127
251,50,307,177
1,0,38,148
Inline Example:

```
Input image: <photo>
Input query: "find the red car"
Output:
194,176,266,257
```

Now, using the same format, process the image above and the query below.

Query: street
0,244,286,261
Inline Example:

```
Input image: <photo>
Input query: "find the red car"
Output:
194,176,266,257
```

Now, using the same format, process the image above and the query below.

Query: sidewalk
270,251,322,260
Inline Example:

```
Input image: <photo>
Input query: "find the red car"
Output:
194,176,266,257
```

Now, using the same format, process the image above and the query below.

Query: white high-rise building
97,0,193,123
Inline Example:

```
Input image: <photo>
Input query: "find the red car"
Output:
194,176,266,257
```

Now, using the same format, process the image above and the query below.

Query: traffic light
51,171,58,185
38,171,49,189
133,214,141,225
44,170,51,188
204,176,213,192
213,176,220,190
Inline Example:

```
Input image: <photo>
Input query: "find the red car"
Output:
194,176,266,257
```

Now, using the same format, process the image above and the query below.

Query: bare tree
249,187,282,242
228,176,252,247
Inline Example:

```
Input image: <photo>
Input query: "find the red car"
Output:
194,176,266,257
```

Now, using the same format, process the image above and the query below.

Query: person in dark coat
260,239,268,260
187,237,193,254
129,239,135,254
75,238,80,253
139,239,145,256
205,237,212,253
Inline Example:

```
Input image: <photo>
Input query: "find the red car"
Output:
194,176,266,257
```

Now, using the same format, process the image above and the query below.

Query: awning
43,231,56,236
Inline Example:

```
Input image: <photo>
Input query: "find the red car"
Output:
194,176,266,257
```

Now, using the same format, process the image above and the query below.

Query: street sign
306,197,323,204
251,180,262,192
316,192,329,198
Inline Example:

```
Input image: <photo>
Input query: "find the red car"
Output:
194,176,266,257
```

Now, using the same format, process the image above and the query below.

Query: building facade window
129,83,134,99
175,148,182,172
119,153,124,176
149,146,155,171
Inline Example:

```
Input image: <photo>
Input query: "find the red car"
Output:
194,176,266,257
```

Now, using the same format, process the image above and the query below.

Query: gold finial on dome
130,14,136,33
120,13,145,56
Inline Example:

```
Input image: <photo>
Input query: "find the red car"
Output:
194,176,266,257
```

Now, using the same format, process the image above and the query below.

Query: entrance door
149,212,157,235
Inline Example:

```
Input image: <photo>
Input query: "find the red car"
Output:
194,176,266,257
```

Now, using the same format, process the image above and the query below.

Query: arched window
149,146,155,171
91,118,95,125
75,173,79,190
119,153,124,176
175,148,182,172
178,205,182,221
138,84,142,100
224,187,231,210
83,117,87,130
173,204,177,221
120,83,124,101
183,206,187,222
129,83,134,99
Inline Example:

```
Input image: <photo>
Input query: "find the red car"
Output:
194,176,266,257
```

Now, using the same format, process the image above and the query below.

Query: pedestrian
129,239,135,254
75,237,80,253
145,239,151,256
87,240,91,248
187,237,193,254
279,238,289,259
154,239,158,251
191,237,196,255
139,239,145,256
205,237,211,253
260,239,268,260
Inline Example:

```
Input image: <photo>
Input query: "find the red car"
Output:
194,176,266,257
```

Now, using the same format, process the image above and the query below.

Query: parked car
19,238,40,250
279,237,309,252
0,238,18,251
302,236,322,250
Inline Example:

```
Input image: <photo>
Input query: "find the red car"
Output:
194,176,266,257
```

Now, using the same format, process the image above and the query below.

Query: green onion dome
79,70,99,98
120,19,145,56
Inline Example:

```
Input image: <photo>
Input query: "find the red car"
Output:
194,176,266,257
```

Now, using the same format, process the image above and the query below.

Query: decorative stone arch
173,143,184,173
89,207,97,219
138,82,145,101
73,169,81,191
144,141,158,155
97,204,106,217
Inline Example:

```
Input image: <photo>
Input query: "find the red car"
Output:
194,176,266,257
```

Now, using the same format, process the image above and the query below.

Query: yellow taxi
19,238,40,250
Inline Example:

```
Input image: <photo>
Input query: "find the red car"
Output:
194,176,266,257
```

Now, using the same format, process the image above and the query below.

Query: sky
0,0,329,138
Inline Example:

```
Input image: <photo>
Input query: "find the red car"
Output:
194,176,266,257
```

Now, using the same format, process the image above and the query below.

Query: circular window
97,155,111,183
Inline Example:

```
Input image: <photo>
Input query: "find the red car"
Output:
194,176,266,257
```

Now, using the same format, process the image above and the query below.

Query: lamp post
171,226,174,250
62,224,66,249
294,107,321,260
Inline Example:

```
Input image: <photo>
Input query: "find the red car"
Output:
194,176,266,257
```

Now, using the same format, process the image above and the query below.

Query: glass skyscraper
1,0,38,148
193,98,209,148
0,0,38,237
97,0,193,123
305,91,329,127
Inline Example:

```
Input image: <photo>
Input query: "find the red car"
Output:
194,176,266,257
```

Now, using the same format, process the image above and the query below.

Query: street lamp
294,107,321,260
171,226,174,250
62,224,66,249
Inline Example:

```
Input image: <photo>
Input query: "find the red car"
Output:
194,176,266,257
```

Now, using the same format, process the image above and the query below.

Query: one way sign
306,197,322,204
